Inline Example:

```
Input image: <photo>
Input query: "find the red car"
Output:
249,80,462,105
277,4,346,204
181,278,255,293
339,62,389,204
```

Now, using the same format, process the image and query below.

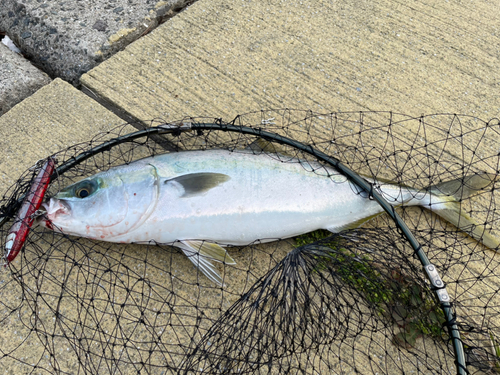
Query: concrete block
81,0,500,123
0,42,51,116
0,0,191,85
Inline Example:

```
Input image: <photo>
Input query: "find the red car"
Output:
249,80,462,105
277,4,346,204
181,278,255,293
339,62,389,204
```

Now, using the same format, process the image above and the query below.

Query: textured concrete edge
0,42,51,116
0,0,194,85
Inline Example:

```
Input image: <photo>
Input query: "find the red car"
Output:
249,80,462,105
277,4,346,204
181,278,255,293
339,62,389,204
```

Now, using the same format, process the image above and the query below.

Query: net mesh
0,110,499,374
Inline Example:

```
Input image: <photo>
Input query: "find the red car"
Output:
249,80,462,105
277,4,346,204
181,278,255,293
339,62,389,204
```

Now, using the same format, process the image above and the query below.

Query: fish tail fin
176,240,236,285
428,173,499,250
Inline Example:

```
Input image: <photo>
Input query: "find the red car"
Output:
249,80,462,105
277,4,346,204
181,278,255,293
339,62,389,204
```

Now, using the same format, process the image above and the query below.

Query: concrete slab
0,0,191,85
0,78,132,189
81,0,500,123
0,42,51,116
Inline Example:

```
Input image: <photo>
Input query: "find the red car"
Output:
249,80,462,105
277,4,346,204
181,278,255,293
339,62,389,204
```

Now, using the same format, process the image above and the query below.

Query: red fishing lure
4,158,55,264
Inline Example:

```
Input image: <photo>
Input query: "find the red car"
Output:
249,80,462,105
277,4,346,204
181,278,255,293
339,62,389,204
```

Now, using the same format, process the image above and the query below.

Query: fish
37,147,499,284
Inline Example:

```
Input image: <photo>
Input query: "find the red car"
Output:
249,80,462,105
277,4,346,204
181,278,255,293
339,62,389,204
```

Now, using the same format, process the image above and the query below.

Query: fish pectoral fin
181,240,236,264
165,173,230,198
176,240,236,286
326,212,383,233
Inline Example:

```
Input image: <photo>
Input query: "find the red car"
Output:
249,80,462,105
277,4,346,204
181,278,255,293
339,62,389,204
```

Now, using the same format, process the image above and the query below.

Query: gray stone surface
0,0,191,85
0,42,51,116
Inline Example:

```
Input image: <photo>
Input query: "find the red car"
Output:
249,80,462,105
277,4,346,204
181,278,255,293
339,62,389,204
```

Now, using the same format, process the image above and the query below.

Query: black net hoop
1,110,499,374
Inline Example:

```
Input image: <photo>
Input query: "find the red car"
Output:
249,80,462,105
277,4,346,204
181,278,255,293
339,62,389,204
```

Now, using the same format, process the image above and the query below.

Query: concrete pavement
1,0,499,373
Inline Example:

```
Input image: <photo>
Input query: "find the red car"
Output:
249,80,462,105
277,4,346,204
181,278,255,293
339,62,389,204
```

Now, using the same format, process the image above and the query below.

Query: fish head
39,164,159,240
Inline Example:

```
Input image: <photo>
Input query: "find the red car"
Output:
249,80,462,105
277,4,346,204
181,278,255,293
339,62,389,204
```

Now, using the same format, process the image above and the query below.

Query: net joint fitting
424,264,450,302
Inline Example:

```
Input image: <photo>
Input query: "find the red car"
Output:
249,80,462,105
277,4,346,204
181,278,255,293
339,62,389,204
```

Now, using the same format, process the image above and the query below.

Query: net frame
1,110,499,374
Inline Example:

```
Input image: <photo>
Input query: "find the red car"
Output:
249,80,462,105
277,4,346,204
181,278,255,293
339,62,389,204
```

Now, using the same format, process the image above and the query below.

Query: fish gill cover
0,109,499,374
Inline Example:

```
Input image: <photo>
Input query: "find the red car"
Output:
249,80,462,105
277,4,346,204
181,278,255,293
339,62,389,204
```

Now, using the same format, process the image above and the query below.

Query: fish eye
74,180,97,199
76,188,90,198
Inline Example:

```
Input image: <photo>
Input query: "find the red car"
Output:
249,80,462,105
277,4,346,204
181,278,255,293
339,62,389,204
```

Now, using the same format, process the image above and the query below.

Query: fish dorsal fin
246,138,295,157
176,240,236,285
165,173,230,198
247,138,276,153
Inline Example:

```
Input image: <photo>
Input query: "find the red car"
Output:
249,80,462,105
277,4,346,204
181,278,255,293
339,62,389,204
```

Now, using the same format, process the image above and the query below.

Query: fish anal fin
165,173,230,198
327,212,383,233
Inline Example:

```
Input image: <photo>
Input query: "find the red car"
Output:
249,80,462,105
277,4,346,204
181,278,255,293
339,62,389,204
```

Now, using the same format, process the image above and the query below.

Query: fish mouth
32,198,70,231
39,198,70,220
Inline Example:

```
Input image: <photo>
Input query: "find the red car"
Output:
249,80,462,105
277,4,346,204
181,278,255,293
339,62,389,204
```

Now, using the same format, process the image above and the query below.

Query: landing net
0,110,499,374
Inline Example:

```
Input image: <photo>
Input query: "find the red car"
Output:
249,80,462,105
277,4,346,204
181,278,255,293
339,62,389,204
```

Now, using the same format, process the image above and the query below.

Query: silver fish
37,148,499,284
